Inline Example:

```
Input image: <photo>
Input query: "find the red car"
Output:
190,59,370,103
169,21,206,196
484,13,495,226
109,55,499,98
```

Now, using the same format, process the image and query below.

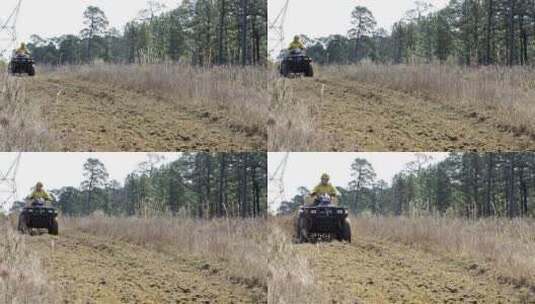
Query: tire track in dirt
25,76,264,152
295,236,534,303
26,229,264,304
290,76,535,152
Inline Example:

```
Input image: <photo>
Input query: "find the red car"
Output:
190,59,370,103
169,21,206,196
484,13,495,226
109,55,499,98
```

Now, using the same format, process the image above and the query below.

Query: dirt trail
296,236,534,303
290,76,535,151
26,229,264,303
25,75,263,151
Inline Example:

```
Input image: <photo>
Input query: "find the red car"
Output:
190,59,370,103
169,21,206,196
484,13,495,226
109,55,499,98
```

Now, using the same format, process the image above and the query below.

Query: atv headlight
298,209,304,214
310,210,317,214
336,209,344,214
28,209,33,213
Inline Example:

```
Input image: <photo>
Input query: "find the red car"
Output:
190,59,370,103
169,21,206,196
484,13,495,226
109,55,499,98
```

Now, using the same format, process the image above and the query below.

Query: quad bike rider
17,182,59,235
280,36,314,78
27,182,51,202
15,42,30,56
310,173,338,205
288,35,305,51
295,174,351,243
8,42,36,76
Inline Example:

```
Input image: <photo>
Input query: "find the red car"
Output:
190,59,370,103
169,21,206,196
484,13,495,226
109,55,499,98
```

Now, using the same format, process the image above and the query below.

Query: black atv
280,49,314,78
8,54,36,76
295,195,351,243
18,199,59,235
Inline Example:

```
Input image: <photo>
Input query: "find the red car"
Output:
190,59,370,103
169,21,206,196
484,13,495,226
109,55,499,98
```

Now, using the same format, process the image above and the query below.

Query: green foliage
286,153,535,218
303,1,535,66
26,1,266,65
277,187,309,215
53,153,267,218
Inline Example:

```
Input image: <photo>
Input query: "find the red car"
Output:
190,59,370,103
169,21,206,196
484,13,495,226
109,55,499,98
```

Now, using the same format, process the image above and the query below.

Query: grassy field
270,63,535,151
329,63,535,138
268,217,327,304
268,70,323,151
0,220,57,304
58,64,268,142
0,73,50,151
352,215,535,289
2,64,268,151
269,215,535,303
1,214,268,303
64,213,269,291
5,211,535,302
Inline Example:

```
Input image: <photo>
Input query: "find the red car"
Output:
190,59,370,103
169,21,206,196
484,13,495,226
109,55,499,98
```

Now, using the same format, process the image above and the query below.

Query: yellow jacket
28,190,51,201
15,45,29,55
312,183,337,197
288,40,305,50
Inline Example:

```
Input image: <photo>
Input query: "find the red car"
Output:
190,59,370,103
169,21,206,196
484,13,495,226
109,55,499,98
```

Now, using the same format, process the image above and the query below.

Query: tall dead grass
0,73,50,151
270,215,535,301
55,64,268,141
353,216,535,288
327,63,535,137
268,217,322,304
268,71,322,151
63,214,268,292
0,222,56,304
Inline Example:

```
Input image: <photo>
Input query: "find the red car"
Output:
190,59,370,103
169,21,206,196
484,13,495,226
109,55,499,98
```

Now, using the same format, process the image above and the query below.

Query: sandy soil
24,75,264,152
294,235,534,303
25,229,264,303
287,76,535,152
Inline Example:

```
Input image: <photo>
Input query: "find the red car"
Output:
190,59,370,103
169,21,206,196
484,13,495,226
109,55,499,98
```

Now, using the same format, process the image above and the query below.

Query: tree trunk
206,155,212,218
240,0,248,65
507,0,516,66
505,155,516,217
485,154,495,216
519,165,528,216
218,154,226,217
218,0,226,64
485,0,493,65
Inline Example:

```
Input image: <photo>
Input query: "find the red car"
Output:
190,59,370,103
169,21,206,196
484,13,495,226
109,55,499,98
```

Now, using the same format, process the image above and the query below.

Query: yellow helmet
20,42,26,48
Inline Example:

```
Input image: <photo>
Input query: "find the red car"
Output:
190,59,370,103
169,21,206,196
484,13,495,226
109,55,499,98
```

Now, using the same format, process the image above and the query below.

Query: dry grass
0,73,50,151
268,71,322,151
63,214,268,291
0,221,56,304
353,215,535,288
270,215,535,301
54,64,268,140
326,63,535,137
268,217,326,304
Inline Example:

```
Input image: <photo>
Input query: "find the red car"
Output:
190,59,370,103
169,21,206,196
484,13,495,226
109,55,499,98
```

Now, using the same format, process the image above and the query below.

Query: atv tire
340,220,351,243
296,217,308,243
28,65,35,77
280,63,289,78
17,214,28,234
305,64,314,77
48,219,59,235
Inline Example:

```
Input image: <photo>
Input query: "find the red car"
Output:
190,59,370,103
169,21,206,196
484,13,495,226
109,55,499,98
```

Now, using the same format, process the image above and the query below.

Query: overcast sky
0,0,181,55
0,153,179,211
268,152,448,213
268,0,450,54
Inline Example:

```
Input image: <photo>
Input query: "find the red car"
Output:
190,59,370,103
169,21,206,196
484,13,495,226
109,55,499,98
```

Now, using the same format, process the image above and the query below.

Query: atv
18,199,59,235
8,53,36,76
280,48,314,78
295,194,351,243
